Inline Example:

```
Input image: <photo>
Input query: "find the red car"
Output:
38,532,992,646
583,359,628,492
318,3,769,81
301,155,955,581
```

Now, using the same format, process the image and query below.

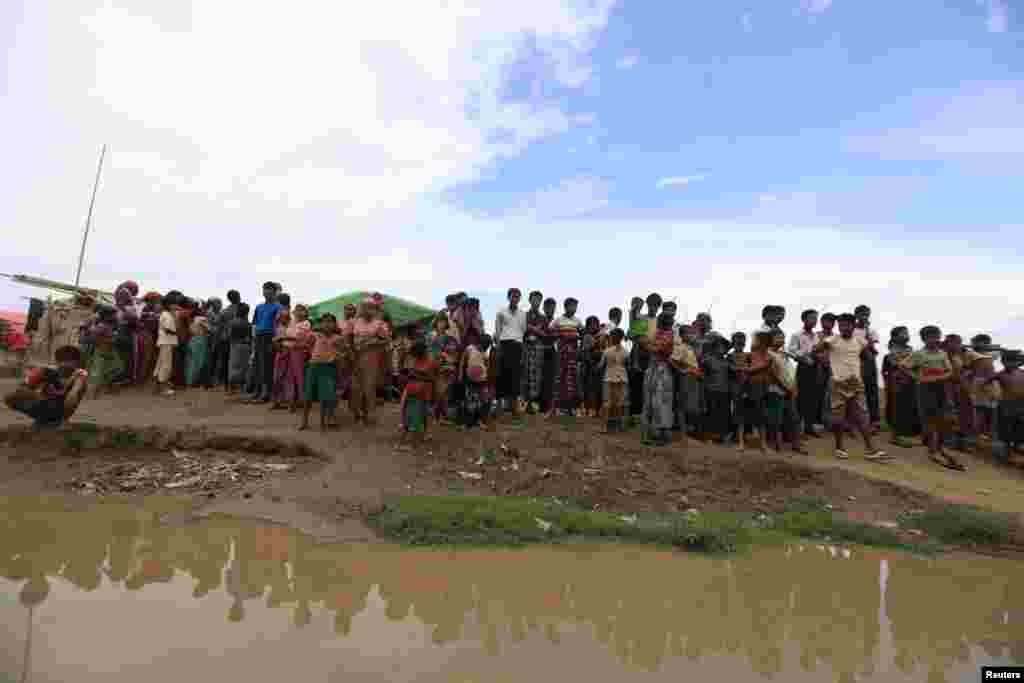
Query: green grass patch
63,429,98,451
368,495,1008,555
111,429,143,449
899,505,1013,546
368,496,748,553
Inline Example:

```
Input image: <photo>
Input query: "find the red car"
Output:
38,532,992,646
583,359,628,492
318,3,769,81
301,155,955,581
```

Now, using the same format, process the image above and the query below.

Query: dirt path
1,381,1023,532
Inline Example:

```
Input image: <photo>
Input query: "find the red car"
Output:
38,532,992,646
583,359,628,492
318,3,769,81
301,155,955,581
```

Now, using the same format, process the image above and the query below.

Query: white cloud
758,194,778,203
983,0,1009,33
118,207,137,218
656,175,708,189
615,55,639,69
741,12,754,33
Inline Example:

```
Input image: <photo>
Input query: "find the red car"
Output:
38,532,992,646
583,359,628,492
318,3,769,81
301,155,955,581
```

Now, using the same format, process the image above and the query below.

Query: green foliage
900,506,1013,546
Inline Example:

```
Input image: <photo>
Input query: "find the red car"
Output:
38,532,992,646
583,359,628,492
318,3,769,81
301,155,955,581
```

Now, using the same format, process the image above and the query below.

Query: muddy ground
1,381,1023,543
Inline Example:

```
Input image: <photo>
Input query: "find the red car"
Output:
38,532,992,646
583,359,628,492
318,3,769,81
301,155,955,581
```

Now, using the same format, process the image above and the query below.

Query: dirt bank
1,383,1023,548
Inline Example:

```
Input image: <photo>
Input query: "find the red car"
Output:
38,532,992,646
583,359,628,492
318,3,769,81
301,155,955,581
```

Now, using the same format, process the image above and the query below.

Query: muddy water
0,498,1021,683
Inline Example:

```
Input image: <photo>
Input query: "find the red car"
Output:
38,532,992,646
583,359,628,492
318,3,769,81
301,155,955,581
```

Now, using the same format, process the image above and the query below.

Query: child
398,340,439,450
549,298,583,418
580,316,604,417
598,328,628,432
299,314,340,432
701,336,733,445
227,303,252,395
813,314,888,461
642,313,676,446
89,306,122,398
986,350,1024,457
155,294,180,396
727,332,757,452
909,326,964,470
461,334,492,430
673,324,705,440
3,346,89,431
627,294,659,416
429,313,456,424
881,326,919,448
968,333,1000,441
767,329,806,454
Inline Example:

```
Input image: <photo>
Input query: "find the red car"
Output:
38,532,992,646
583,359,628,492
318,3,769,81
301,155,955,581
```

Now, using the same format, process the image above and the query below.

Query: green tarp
308,291,436,329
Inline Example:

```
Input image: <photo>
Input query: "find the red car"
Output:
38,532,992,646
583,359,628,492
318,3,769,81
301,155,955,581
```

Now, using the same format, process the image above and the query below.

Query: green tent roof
308,291,436,329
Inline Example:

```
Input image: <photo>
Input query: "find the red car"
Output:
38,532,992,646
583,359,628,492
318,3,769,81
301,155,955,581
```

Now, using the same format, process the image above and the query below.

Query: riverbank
1,382,1023,555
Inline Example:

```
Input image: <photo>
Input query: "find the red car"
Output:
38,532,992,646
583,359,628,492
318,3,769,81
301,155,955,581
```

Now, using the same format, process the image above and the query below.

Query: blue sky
2,0,1022,347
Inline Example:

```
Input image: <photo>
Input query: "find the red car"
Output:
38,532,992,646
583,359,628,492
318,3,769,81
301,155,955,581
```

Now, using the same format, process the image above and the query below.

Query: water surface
0,496,1021,682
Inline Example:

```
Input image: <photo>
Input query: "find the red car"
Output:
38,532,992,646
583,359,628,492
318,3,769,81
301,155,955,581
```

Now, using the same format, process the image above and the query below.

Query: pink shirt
352,318,391,349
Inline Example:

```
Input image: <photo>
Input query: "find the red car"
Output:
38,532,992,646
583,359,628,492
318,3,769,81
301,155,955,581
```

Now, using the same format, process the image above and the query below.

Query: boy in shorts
4,346,89,431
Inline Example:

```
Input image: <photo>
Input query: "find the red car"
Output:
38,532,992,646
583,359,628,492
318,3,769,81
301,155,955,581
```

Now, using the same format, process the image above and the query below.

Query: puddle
1,496,1022,682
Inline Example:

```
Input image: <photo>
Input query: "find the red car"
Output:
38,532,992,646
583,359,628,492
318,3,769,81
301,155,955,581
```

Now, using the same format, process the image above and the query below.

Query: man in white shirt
494,287,527,415
853,304,882,432
788,309,824,437
814,312,888,461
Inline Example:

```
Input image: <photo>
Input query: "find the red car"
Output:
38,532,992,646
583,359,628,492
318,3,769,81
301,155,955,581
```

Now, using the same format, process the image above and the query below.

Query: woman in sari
350,295,391,424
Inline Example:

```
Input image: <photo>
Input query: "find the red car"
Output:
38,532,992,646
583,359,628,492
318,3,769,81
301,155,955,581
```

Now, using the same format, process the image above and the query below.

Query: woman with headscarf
350,294,391,424
202,298,224,388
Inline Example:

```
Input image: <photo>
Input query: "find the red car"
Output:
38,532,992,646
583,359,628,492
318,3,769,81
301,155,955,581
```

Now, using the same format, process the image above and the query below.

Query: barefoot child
398,340,438,450
299,314,340,432
429,313,457,424
813,314,888,461
598,328,628,432
4,346,89,431
727,332,758,452
767,329,805,454
908,325,964,470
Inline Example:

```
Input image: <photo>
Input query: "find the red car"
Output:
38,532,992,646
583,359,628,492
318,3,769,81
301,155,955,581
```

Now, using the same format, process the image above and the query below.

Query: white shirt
788,328,818,360
157,311,178,346
494,306,527,343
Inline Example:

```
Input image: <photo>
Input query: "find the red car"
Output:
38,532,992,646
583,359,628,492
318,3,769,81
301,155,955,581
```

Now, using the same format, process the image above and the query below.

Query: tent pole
75,144,107,288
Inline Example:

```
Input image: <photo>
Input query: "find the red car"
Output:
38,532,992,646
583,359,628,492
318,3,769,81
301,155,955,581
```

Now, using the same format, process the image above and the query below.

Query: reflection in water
0,497,1022,683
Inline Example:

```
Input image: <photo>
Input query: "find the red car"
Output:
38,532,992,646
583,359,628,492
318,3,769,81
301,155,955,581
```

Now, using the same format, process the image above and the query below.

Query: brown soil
2,380,1023,540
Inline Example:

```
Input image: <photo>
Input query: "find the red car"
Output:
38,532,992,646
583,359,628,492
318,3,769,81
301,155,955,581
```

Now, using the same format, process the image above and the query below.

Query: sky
2,0,1023,348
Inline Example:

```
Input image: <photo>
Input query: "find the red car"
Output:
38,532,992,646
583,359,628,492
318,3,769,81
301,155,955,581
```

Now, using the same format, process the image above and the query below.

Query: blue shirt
253,302,282,335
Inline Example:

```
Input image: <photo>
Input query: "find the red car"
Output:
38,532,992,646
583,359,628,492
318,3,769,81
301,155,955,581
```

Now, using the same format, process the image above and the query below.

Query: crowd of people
4,282,1023,470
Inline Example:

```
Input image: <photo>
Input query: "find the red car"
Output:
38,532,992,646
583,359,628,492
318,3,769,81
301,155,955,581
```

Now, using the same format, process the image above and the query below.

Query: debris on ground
64,449,310,496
